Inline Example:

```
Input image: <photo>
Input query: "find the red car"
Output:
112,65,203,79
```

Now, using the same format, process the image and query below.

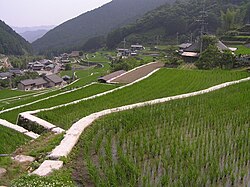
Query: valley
0,0,250,186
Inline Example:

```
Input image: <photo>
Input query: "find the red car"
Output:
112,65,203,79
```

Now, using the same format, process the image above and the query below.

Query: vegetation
0,132,65,186
70,81,250,186
0,20,31,55
0,84,117,123
196,45,235,69
11,170,74,187
38,69,249,129
0,89,32,100
230,45,250,55
0,126,30,154
32,0,173,55
106,0,250,48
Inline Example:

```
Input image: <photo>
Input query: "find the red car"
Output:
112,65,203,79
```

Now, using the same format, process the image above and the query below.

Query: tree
196,45,221,69
65,63,72,71
219,50,235,69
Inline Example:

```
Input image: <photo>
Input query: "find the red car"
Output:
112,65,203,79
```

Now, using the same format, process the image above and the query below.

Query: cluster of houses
117,44,144,57
56,51,81,63
0,68,23,80
28,59,55,72
18,74,64,91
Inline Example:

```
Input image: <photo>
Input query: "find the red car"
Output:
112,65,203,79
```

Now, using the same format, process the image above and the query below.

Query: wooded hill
32,0,175,55
106,0,250,48
0,20,31,55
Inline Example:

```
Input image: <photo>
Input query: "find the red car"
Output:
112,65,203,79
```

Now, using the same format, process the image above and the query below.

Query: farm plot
0,84,117,123
38,69,249,129
110,62,164,83
70,80,250,187
0,89,35,100
63,62,110,87
0,125,30,154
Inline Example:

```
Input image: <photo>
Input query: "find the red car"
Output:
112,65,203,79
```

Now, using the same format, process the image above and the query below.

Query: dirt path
110,62,164,83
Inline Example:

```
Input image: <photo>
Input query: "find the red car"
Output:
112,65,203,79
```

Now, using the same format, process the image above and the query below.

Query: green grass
0,84,117,124
0,89,34,100
87,52,110,62
66,62,111,87
230,45,250,55
0,126,30,154
38,69,249,129
69,80,250,186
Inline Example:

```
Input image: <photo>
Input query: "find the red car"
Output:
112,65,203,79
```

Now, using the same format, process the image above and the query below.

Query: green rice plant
38,69,249,129
0,126,30,154
0,84,116,123
68,80,250,186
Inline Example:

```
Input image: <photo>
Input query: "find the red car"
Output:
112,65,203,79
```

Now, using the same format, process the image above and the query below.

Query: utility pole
197,1,208,53
176,32,179,45
123,38,126,49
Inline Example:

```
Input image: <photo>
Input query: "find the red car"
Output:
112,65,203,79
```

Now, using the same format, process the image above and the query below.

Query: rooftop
45,74,63,84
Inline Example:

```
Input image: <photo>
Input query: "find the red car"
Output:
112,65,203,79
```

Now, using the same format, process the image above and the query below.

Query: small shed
98,70,126,83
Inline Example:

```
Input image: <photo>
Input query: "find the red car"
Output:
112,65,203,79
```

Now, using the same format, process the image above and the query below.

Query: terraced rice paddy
70,81,250,186
0,83,117,123
38,69,249,129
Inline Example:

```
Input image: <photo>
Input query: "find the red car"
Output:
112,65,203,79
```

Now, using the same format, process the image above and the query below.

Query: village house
18,74,64,91
180,40,232,62
131,44,144,51
44,74,63,87
0,72,12,80
18,78,48,91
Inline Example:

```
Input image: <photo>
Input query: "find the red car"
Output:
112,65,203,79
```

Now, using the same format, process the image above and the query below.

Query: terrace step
12,155,35,163
32,160,63,176
0,119,40,139
19,112,65,134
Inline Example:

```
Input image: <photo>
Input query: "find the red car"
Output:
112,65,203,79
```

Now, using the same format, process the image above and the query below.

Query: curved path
32,76,250,176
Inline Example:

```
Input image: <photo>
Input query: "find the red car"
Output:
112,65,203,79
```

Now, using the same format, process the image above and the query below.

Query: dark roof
184,42,200,52
179,43,192,49
45,74,63,84
62,75,71,79
0,72,12,78
9,69,22,74
20,78,48,86
20,79,35,86
184,40,229,53
34,78,48,86
98,70,126,82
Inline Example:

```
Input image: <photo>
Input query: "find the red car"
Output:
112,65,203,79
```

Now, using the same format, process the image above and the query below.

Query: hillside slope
20,30,48,43
32,0,174,54
0,20,31,55
106,0,250,48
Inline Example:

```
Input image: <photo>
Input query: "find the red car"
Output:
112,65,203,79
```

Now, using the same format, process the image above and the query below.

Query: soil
111,62,164,84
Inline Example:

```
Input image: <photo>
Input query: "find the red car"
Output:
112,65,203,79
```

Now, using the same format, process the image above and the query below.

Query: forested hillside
32,0,174,55
0,20,31,55
106,0,250,48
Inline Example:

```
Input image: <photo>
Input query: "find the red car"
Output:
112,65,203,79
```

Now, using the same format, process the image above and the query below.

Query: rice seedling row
70,81,250,186
0,84,116,124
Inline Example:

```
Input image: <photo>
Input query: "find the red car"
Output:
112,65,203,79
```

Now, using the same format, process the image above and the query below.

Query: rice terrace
0,0,250,186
